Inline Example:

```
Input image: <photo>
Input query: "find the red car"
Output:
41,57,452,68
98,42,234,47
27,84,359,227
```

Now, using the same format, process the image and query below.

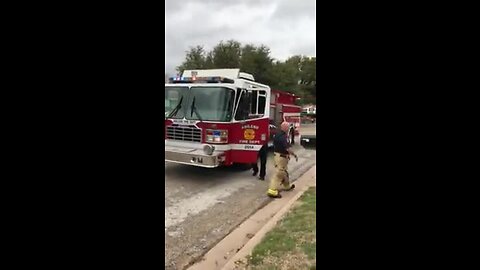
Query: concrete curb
222,166,316,270
186,165,316,270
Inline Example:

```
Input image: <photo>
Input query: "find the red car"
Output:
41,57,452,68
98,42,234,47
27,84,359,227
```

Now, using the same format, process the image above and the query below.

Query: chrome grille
166,125,202,142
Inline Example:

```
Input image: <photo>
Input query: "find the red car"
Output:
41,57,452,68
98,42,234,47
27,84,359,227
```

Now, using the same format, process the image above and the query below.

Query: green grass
247,187,316,270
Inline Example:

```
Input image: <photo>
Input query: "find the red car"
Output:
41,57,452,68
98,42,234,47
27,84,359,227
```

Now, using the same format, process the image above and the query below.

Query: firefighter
267,122,298,198
252,143,268,180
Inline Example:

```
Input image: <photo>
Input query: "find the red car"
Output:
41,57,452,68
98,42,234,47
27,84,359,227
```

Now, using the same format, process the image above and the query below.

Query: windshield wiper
167,96,184,118
190,97,203,122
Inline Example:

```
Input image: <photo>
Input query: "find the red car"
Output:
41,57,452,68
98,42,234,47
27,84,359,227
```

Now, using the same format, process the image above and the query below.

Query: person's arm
287,147,298,161
282,137,298,161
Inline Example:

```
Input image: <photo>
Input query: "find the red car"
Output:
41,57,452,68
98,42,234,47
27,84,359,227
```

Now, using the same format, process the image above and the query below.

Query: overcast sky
165,0,316,75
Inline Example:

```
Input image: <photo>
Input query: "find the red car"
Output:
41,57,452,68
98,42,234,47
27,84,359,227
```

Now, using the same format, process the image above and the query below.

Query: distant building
302,104,316,115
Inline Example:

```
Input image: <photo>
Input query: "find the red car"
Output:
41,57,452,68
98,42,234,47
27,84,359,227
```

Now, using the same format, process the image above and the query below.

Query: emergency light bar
168,76,234,84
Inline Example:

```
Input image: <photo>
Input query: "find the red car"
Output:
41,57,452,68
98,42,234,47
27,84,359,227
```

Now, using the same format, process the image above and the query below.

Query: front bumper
165,145,225,168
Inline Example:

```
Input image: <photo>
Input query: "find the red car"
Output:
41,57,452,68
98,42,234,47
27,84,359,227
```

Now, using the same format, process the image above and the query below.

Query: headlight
203,144,215,155
205,129,228,143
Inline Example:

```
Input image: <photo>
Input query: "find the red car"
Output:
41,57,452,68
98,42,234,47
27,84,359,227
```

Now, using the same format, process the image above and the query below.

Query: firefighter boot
267,189,282,198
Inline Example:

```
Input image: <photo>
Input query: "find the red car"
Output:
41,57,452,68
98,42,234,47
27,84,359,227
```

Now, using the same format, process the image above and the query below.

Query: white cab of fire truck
165,69,271,168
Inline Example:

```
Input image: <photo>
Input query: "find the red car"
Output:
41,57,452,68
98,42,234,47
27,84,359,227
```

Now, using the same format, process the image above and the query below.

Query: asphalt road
165,124,317,269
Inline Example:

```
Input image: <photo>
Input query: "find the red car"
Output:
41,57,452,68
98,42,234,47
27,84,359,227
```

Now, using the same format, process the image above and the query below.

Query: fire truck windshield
165,87,188,118
165,86,235,122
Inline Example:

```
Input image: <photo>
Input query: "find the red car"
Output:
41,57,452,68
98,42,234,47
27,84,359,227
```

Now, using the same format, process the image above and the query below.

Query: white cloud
165,0,316,75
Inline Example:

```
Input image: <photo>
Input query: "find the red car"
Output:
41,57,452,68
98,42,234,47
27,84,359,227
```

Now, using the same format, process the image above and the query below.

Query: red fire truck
164,69,301,168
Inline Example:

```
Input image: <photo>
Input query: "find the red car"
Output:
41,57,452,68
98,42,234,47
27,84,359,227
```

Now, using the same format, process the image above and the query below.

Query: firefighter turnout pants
267,153,292,197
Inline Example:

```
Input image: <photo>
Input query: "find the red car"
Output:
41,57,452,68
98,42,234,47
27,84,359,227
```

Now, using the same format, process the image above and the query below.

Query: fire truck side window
235,90,251,121
235,89,268,120
249,90,267,118
258,91,266,115
250,91,258,115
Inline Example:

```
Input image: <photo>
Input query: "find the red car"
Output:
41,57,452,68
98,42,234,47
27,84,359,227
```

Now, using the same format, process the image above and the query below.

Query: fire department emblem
244,129,255,140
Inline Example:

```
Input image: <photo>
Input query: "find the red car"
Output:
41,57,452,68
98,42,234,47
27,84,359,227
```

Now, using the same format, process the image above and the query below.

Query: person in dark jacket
267,122,298,198
252,143,268,180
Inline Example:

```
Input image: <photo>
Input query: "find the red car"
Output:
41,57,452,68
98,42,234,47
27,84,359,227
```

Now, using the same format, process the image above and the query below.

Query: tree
175,40,316,104
270,57,302,90
240,44,274,85
210,40,242,69
298,57,316,105
176,46,208,74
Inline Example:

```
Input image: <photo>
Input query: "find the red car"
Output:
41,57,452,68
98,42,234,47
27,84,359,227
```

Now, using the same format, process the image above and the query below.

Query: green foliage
248,188,317,269
175,45,209,72
175,40,316,104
